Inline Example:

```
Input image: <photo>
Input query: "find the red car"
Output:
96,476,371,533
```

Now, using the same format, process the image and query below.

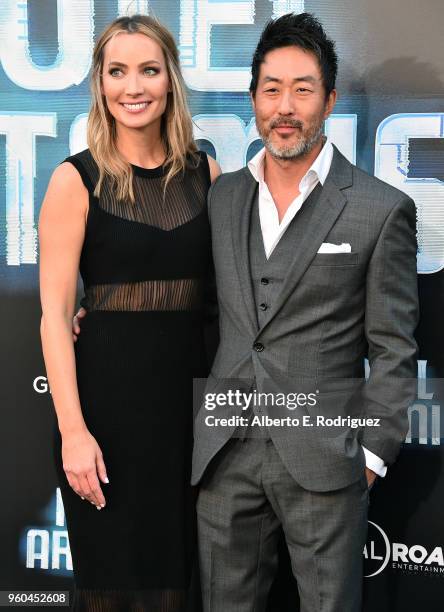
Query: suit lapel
255,146,353,337
230,168,259,334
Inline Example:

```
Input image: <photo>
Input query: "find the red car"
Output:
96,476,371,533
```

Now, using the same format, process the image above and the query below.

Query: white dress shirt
247,140,387,478
248,140,333,258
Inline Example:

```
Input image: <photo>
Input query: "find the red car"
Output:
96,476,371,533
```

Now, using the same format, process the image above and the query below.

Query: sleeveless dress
52,149,212,611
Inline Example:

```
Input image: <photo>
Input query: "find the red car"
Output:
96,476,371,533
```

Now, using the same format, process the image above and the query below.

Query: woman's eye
109,68,122,77
144,67,158,76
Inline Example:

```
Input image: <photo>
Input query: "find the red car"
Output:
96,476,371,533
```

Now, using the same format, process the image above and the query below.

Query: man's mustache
269,118,304,129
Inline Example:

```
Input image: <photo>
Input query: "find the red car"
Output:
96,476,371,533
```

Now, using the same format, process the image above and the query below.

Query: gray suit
194,146,418,611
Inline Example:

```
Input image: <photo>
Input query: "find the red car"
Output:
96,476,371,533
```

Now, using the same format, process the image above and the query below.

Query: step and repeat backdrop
1,0,443,610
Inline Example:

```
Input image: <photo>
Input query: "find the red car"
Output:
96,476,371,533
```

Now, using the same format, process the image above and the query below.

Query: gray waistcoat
249,183,322,328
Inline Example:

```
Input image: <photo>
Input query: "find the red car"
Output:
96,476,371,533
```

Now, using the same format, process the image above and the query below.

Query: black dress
53,149,212,611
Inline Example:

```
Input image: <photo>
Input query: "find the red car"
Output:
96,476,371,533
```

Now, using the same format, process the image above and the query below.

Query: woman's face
101,31,170,134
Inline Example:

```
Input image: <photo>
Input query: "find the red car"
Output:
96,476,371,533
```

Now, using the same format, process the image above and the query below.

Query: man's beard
258,116,324,160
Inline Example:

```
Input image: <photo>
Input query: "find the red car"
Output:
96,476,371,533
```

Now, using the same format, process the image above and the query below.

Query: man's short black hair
250,12,338,98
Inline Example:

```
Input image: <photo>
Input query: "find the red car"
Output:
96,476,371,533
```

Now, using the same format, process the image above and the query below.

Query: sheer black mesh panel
79,153,205,231
100,171,205,230
72,588,187,612
84,279,202,312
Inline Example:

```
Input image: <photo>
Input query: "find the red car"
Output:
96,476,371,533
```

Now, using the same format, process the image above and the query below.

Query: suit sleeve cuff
362,445,387,477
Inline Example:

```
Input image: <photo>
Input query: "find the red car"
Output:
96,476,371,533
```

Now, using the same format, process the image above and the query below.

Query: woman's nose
125,72,144,95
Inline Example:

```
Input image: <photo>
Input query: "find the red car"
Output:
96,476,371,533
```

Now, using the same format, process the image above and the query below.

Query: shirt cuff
362,446,387,477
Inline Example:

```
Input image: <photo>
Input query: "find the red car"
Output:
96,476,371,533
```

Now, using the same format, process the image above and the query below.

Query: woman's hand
62,428,109,510
72,307,87,342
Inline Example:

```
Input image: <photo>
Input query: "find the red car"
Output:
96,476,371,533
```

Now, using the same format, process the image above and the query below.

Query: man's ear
324,89,337,120
249,90,256,111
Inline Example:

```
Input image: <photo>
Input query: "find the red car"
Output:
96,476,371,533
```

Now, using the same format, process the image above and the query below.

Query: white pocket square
317,242,352,254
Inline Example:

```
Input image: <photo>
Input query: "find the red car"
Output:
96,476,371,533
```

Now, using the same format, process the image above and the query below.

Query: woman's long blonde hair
88,15,197,203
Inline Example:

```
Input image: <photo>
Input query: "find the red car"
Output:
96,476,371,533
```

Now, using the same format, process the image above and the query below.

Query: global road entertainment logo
364,521,444,578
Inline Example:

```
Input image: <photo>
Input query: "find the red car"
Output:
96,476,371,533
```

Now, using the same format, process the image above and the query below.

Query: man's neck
263,137,325,190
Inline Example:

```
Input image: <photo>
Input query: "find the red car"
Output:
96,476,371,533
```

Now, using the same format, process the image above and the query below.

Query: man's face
251,46,336,160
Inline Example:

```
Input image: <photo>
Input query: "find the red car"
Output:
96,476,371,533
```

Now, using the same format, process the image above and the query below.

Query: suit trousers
197,437,369,612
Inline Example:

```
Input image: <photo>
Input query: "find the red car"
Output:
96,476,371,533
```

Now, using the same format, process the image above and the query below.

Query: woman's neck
115,122,166,168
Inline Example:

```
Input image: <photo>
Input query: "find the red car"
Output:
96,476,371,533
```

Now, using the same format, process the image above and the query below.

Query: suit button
260,278,269,285
259,303,268,311
253,342,264,352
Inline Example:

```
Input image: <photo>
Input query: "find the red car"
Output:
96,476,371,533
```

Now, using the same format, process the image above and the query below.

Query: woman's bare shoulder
207,154,222,183
42,161,89,219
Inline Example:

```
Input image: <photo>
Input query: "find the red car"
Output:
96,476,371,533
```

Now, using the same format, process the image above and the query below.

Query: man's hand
365,467,377,490
72,307,87,342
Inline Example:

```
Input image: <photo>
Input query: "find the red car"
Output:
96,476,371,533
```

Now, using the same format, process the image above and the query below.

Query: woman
39,14,220,611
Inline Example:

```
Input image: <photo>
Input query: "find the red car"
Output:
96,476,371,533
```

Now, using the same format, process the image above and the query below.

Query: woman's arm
39,162,108,510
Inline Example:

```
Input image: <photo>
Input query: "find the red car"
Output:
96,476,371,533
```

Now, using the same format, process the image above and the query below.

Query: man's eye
265,88,278,93
297,88,311,93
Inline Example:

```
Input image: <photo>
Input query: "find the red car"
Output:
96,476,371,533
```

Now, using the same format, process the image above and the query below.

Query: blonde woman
39,14,220,611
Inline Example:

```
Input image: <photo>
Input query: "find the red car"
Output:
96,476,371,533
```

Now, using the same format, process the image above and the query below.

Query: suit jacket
192,145,419,491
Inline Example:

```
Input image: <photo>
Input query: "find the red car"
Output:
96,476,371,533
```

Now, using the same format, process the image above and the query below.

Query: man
193,12,418,612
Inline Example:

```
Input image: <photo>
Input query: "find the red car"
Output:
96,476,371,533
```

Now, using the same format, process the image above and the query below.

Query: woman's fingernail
96,506,101,510
104,477,109,483
100,504,105,508
81,497,85,500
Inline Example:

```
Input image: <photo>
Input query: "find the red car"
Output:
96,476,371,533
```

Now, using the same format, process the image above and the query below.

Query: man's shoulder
211,167,252,191
350,163,411,209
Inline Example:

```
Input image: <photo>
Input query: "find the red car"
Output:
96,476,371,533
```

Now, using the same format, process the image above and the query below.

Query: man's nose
277,89,295,115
